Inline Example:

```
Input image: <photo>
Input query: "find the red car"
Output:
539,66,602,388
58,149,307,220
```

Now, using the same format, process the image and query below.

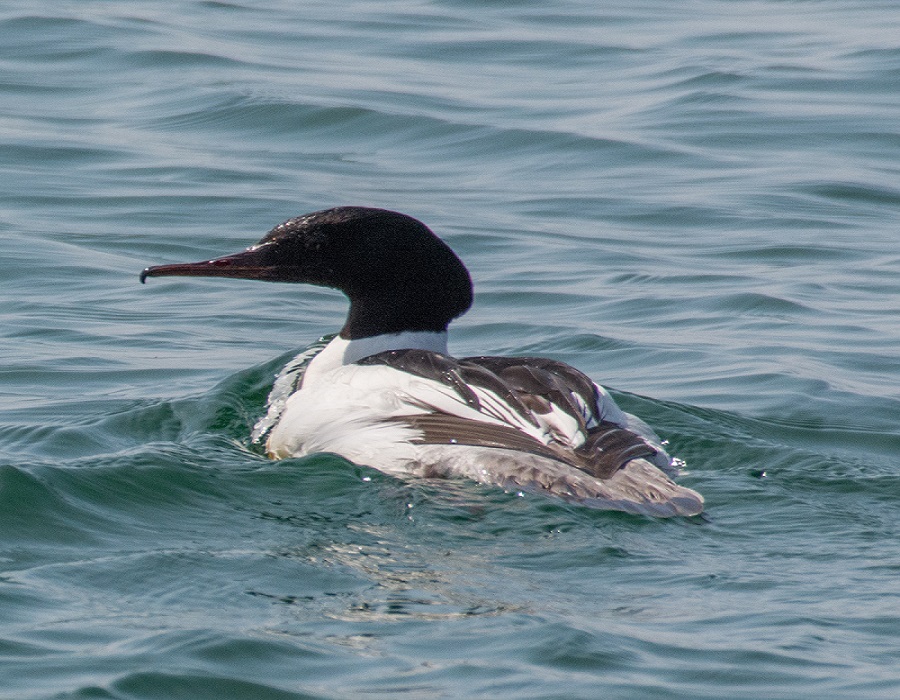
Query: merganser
141,207,703,516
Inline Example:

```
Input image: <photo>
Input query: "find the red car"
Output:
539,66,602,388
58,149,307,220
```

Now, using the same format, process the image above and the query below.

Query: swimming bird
141,207,703,516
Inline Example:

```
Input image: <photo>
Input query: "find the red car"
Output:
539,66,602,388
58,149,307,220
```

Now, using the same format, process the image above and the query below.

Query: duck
141,206,703,516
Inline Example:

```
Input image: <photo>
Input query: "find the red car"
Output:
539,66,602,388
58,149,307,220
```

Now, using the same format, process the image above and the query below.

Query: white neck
302,331,449,387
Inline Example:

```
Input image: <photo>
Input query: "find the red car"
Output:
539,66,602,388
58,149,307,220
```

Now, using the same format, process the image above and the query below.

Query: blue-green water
2,1,899,697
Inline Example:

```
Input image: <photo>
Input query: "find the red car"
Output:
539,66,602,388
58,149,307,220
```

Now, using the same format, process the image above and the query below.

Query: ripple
802,180,900,206
3,1,900,697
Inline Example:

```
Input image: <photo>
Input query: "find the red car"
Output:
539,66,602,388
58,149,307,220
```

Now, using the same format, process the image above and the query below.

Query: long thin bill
140,247,274,283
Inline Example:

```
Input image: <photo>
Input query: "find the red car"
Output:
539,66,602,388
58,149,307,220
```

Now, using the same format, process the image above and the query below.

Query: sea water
2,1,899,698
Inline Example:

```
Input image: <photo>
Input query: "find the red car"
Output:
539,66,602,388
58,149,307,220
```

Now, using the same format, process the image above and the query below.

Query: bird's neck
302,331,449,387
340,293,455,340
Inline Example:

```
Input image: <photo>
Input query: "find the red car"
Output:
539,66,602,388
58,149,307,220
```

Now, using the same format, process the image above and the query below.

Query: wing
357,349,667,480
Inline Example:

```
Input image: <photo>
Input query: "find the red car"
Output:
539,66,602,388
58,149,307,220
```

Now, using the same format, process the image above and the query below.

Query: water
2,0,899,697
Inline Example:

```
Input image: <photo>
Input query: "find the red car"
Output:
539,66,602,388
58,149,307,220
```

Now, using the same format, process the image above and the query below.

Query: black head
141,207,473,339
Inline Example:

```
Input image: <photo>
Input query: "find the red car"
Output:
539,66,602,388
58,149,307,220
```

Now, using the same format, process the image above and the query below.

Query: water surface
2,1,899,698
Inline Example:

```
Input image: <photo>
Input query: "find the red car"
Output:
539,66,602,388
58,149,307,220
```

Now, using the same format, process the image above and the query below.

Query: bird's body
142,207,703,516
